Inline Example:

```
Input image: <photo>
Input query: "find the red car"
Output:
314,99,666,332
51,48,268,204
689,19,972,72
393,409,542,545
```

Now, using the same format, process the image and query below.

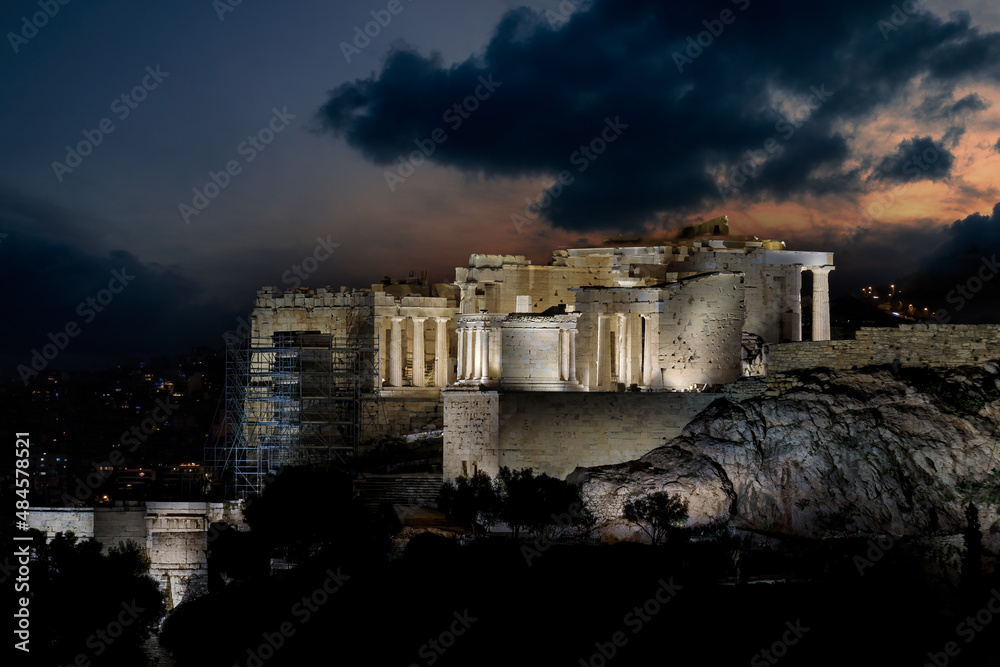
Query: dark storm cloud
915,91,990,120
897,202,1000,322
317,0,1000,232
993,137,1000,153
0,201,240,380
867,135,956,185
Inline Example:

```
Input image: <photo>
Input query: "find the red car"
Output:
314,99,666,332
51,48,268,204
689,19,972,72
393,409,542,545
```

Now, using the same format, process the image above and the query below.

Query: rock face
575,364,1000,547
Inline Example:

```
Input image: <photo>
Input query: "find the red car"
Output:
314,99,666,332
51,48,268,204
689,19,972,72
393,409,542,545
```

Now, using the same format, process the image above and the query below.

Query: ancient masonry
27,501,246,611
214,217,843,482
32,218,1000,610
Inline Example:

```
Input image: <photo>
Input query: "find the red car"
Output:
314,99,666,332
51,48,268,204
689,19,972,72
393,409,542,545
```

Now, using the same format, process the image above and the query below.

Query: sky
3,0,1000,380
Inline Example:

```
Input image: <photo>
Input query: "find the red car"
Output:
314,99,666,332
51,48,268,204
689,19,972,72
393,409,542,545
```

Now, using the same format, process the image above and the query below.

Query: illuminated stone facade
246,220,836,478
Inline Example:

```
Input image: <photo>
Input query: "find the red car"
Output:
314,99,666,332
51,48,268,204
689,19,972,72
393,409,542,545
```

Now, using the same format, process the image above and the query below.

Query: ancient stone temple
240,217,835,481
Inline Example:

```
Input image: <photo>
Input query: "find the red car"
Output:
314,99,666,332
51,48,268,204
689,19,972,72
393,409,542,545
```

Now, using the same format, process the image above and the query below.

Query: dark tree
494,467,591,540
961,501,983,602
438,470,499,536
29,532,164,666
622,491,689,546
243,465,389,566
441,468,591,541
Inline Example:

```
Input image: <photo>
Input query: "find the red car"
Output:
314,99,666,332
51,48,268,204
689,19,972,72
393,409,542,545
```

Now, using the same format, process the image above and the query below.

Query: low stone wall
27,508,95,541
28,501,246,612
444,390,721,481
768,324,1000,375
377,388,445,438
94,503,147,549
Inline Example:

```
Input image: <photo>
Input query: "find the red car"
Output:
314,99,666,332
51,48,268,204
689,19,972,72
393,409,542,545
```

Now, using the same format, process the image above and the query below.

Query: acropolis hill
28,217,1000,608
220,215,1000,485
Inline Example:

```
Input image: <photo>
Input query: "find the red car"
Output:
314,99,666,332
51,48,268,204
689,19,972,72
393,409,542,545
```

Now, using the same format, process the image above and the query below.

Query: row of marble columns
559,328,578,382
381,316,449,388
456,321,492,381
455,320,504,382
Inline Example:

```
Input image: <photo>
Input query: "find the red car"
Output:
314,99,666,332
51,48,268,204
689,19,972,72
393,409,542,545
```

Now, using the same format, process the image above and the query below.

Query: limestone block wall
457,258,614,314
206,500,249,531
252,287,375,340
378,389,445,437
767,324,1000,375
443,390,721,481
94,503,147,549
27,508,94,540
145,502,210,611
654,273,746,389
442,390,499,480
500,325,561,382
32,502,247,613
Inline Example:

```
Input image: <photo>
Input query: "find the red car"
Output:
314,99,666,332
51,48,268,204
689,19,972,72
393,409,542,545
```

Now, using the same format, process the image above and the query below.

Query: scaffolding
208,310,379,498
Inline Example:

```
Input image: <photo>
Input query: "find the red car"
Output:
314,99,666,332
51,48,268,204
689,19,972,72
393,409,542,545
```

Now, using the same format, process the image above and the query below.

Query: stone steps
354,474,443,511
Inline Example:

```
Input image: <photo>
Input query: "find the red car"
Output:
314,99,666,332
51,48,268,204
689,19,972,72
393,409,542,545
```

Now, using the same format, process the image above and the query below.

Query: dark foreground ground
161,534,1000,667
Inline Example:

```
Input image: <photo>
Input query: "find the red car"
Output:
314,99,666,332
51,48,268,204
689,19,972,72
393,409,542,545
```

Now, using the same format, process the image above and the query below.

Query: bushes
438,467,593,540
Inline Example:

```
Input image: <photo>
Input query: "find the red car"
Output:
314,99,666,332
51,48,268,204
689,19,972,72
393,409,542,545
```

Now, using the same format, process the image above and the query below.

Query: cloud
994,136,1000,153
916,91,991,120
0,215,240,381
867,135,956,185
898,202,1000,321
317,0,1000,232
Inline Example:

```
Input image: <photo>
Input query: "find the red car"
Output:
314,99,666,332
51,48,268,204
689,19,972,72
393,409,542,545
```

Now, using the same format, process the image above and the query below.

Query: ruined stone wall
767,324,1000,375
443,390,721,481
497,392,723,479
94,504,147,549
27,508,94,540
654,273,746,389
29,501,247,613
145,502,210,611
442,390,499,480
378,389,444,438
252,287,374,340
458,260,614,314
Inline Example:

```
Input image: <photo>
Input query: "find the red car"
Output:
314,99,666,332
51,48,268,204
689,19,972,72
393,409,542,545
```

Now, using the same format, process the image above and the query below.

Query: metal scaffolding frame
208,307,379,498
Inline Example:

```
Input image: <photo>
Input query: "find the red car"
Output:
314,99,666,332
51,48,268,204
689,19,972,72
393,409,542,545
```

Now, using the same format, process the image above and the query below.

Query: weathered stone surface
28,501,247,612
444,390,722,481
571,447,735,543
577,364,1000,549
768,324,1000,376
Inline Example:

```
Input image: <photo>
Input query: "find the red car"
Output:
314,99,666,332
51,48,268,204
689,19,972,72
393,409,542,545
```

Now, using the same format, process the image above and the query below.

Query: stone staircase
354,473,443,512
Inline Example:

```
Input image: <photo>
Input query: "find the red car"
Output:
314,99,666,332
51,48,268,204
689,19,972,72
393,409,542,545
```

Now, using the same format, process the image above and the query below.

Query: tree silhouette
622,491,689,546
438,470,499,536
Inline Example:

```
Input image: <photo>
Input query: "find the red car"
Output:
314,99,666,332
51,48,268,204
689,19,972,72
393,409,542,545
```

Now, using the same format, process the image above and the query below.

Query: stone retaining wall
768,324,1000,375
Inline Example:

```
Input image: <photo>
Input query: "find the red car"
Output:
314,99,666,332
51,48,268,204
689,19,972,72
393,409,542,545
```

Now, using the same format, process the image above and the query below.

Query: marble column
616,314,627,384
472,324,482,380
460,284,477,314
435,317,449,387
810,266,835,341
560,329,569,381
623,313,635,385
456,323,465,380
568,329,578,383
641,314,652,386
411,317,426,387
478,323,490,381
375,316,385,389
465,326,475,380
388,316,403,387
597,315,611,389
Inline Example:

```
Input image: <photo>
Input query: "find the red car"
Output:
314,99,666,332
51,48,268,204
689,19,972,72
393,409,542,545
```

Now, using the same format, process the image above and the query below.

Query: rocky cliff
573,363,1000,549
